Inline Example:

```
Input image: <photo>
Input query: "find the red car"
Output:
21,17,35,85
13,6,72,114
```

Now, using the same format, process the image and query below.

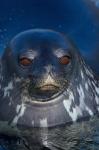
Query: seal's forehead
10,29,70,52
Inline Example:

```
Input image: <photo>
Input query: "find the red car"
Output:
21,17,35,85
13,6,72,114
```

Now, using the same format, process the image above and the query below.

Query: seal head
5,29,74,102
0,29,99,128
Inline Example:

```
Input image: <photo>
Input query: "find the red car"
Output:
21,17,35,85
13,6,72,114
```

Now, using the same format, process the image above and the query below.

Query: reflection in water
0,116,99,150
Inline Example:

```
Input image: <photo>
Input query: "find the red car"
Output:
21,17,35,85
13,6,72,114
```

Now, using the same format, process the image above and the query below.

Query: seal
0,29,99,129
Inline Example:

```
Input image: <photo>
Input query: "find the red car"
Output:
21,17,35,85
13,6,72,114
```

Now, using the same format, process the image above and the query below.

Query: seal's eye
19,57,32,66
59,55,71,65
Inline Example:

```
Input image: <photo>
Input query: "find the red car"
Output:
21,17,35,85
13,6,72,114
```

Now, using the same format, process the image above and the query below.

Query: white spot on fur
92,80,97,89
85,67,93,78
77,85,93,116
77,85,85,109
95,95,99,105
69,91,75,102
91,81,99,105
4,81,13,97
88,79,92,87
32,120,34,126
42,135,48,146
95,86,99,95
85,83,88,90
8,102,12,106
63,91,83,121
63,99,77,121
12,103,26,125
41,128,48,147
8,97,12,106
81,70,84,79
40,118,48,127
97,107,99,112
85,106,93,116
76,106,83,116
16,105,21,113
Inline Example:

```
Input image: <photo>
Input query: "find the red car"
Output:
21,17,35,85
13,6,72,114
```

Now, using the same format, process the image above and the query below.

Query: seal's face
7,29,75,102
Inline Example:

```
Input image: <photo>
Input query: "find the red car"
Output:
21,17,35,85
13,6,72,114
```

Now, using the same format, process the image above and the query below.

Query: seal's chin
28,84,61,102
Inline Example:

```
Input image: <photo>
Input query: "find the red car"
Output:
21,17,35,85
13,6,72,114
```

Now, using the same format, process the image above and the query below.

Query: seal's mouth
28,83,61,101
38,84,59,91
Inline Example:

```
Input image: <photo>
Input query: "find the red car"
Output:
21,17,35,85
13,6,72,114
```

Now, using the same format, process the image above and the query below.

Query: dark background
0,0,99,75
